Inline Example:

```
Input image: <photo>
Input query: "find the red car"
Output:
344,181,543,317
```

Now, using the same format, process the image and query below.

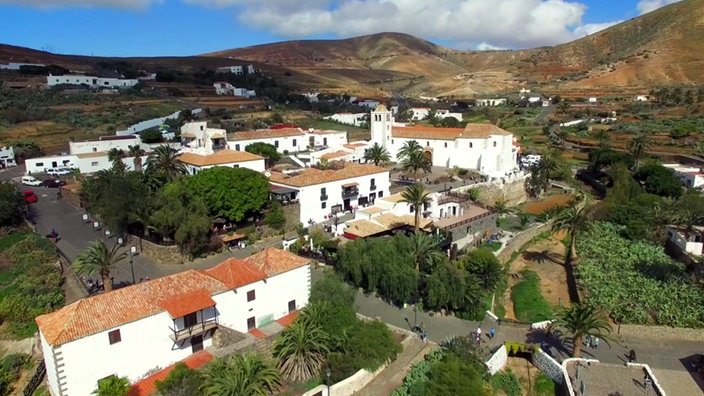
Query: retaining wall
495,222,551,263
534,349,565,385
486,345,508,375
129,236,183,265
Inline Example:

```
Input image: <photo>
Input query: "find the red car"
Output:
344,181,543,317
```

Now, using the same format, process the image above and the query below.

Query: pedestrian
584,334,591,348
490,328,495,339
593,336,599,349
628,349,637,363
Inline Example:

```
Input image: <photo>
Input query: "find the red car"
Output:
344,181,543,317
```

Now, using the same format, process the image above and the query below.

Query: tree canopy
245,142,281,168
634,161,683,198
186,166,269,222
0,182,24,227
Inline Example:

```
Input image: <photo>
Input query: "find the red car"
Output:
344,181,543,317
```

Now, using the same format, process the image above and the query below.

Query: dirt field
502,232,570,321
523,194,572,215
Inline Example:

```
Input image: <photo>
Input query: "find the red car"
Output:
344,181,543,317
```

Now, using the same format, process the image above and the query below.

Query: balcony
320,194,329,201
438,191,472,205
170,318,218,342
370,184,377,191
342,187,359,199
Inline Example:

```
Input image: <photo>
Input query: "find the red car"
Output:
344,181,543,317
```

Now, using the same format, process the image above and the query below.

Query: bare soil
500,357,546,396
502,233,570,321
523,195,572,215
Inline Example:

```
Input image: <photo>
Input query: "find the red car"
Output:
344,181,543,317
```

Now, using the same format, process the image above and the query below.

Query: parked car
21,175,43,186
43,178,66,188
23,190,38,203
46,168,72,176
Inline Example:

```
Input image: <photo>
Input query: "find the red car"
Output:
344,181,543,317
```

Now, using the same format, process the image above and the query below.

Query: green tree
410,232,443,274
151,181,210,254
401,150,432,178
556,100,571,126
400,183,431,235
554,128,569,150
628,133,651,169
145,145,187,184
84,171,149,235
141,128,165,144
186,167,269,222
202,354,281,396
396,140,422,162
363,142,391,166
0,181,24,227
467,187,481,203
493,196,510,217
245,142,281,168
593,129,611,149
552,205,592,260
92,375,130,396
634,162,683,198
345,319,401,371
155,363,203,396
128,144,146,172
273,320,330,382
72,240,127,292
461,248,503,290
588,148,634,173
264,201,286,230
555,302,613,358
107,148,126,174
426,261,468,312
310,272,356,308
604,164,641,206
424,354,488,396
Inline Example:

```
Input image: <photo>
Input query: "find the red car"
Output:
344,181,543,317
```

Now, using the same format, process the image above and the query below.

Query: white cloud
636,0,682,15
573,20,622,37
476,42,508,51
0,0,161,9
200,0,593,50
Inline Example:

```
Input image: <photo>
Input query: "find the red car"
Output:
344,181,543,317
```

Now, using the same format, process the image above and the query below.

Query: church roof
391,123,511,140
374,104,388,112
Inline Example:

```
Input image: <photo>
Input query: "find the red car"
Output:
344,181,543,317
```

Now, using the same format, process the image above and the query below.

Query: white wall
25,156,78,174
40,332,61,396
229,136,304,154
307,131,347,148
0,146,16,167
116,109,202,137
69,137,141,155
475,98,507,106
47,75,138,88
324,113,367,127
183,159,266,176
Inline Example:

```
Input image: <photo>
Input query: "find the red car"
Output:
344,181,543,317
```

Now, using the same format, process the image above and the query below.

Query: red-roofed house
35,248,311,396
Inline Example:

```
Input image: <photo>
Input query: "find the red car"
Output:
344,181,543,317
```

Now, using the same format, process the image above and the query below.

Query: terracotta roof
268,163,388,187
204,257,268,289
232,128,304,140
128,350,213,396
374,104,388,112
276,311,298,327
180,132,196,138
341,182,358,187
158,289,215,319
177,150,263,166
249,328,267,338
309,129,344,135
358,206,386,215
244,247,311,277
343,143,367,149
321,150,350,160
344,219,388,238
379,193,406,203
36,270,230,346
391,123,511,140
210,132,225,139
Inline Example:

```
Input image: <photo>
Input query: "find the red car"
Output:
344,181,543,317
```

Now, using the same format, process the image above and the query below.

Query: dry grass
523,194,572,215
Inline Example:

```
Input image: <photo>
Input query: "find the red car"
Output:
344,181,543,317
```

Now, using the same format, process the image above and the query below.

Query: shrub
155,363,203,396
511,270,553,322
0,353,31,396
492,369,522,396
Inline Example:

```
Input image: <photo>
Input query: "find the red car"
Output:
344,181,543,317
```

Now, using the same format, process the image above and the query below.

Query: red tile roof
158,289,216,319
268,163,388,187
392,123,512,140
244,247,311,276
233,128,304,140
276,311,298,327
127,350,213,396
249,328,267,338
203,257,268,289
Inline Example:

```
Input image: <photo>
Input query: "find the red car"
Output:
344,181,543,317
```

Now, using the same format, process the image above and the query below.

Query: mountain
204,0,704,97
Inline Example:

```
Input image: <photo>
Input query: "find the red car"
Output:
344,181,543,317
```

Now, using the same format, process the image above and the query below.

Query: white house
666,225,704,257
635,95,650,102
179,122,265,173
408,108,462,122
268,163,390,225
0,62,44,70
663,163,704,189
214,81,236,95
47,75,138,88
475,98,507,107
0,146,16,168
587,97,598,103
230,128,347,154
216,65,255,75
309,142,371,166
35,248,311,396
370,105,518,177
323,113,368,127
69,135,142,155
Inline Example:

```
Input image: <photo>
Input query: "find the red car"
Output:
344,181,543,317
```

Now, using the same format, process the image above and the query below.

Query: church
370,105,519,177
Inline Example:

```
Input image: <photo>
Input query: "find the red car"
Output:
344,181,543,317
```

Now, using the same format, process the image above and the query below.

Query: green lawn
511,270,553,323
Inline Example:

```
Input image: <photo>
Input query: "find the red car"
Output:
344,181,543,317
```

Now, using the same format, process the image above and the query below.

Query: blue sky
0,0,684,57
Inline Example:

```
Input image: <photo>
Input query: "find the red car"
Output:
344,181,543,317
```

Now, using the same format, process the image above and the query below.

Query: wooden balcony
170,319,218,342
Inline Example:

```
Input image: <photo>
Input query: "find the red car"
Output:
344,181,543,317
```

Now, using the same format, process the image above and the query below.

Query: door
184,312,197,328
343,199,350,210
191,335,203,353
288,300,296,313
247,316,256,331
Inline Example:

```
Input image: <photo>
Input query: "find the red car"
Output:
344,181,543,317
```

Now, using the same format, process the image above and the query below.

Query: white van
21,175,43,186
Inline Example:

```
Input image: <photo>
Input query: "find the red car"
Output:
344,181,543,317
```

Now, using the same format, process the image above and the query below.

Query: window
323,137,328,146
36,162,44,167
274,140,279,148
92,147,98,152
108,329,121,345
392,139,395,144
91,161,99,166
247,290,256,302
293,139,297,147
235,144,240,151
426,141,429,147
469,142,473,148
184,312,197,328
321,202,327,209
444,142,448,148
493,141,497,147
378,191,384,198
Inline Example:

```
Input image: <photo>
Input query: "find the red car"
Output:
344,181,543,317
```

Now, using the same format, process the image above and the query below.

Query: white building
0,62,44,70
47,75,138,89
216,65,255,75
213,82,255,97
666,225,704,257
69,135,142,155
475,98,507,107
587,97,598,103
0,146,16,168
408,108,463,122
635,95,650,102
663,164,704,189
309,142,371,166
354,99,380,109
36,248,311,396
179,121,265,173
268,163,390,225
230,128,347,154
324,113,368,127
370,105,518,177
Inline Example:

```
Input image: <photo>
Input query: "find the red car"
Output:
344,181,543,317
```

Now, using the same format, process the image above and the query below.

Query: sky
0,0,684,57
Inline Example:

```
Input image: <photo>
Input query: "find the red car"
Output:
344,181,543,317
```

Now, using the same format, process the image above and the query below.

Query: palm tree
128,145,146,172
410,233,443,274
400,183,431,234
551,205,591,260
272,320,330,382
493,196,510,218
401,150,432,178
554,128,569,150
145,145,187,183
467,187,481,203
93,375,130,396
628,133,651,170
363,142,390,166
555,303,613,358
593,129,611,149
396,140,422,162
556,100,571,126
72,240,127,292
107,148,126,174
202,353,281,396
534,156,562,194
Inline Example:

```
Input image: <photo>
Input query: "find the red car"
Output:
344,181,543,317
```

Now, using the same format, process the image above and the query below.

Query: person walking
593,337,599,349
584,334,591,348
490,328,495,339
628,349,637,363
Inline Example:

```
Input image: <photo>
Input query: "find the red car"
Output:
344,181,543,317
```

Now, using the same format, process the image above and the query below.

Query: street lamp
326,367,331,395
129,246,137,285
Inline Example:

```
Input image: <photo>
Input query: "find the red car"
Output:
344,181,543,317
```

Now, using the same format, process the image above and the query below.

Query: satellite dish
264,171,271,177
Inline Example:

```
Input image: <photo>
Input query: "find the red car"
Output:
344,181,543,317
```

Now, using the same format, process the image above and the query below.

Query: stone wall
533,349,565,385
447,212,498,248
129,236,184,265
282,202,301,230
454,175,529,207
495,222,551,263
486,345,508,375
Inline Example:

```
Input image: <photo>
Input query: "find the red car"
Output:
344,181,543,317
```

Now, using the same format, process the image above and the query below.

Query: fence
22,361,46,396
56,247,89,299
